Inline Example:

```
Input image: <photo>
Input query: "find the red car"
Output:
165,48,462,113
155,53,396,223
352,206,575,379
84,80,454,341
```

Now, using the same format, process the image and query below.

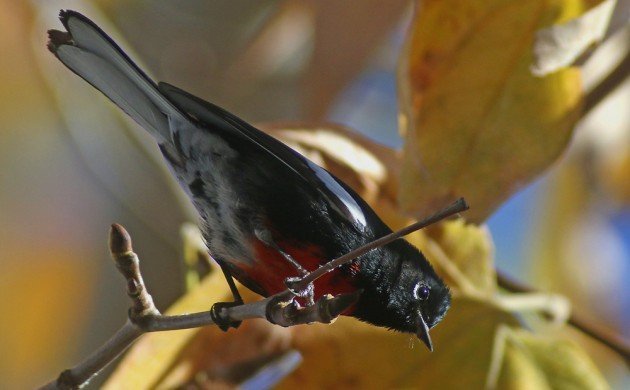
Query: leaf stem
497,270,630,366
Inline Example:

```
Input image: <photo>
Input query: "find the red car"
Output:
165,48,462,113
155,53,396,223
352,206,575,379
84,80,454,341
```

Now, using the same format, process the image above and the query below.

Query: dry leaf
156,319,291,389
398,0,586,222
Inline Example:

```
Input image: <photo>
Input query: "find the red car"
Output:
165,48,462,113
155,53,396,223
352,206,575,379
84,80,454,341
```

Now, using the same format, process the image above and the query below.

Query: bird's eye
414,283,430,300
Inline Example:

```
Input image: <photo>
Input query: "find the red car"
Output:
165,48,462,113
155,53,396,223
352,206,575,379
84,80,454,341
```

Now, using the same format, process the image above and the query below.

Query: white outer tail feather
52,12,187,144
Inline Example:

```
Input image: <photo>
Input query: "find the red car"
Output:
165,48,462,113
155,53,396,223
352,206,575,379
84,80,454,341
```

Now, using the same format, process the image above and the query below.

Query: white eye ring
414,283,430,300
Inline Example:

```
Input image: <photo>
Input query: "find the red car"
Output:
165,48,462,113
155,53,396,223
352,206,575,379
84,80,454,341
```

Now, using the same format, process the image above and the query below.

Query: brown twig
497,271,630,366
42,200,465,389
287,198,469,292
582,48,630,117
40,227,356,389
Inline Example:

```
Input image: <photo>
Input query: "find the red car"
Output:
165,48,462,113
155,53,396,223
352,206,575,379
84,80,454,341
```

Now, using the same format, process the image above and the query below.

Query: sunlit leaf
398,0,589,222
277,297,519,388
422,220,497,296
496,329,609,389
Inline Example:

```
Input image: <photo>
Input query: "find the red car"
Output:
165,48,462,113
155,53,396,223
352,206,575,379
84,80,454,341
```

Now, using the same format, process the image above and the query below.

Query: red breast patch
236,238,359,313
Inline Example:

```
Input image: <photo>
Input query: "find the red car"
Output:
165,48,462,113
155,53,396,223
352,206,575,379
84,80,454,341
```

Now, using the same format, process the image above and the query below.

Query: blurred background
0,0,628,388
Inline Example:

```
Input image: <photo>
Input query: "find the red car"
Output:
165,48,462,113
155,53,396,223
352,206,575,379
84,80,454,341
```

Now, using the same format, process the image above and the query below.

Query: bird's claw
285,277,315,306
210,301,243,331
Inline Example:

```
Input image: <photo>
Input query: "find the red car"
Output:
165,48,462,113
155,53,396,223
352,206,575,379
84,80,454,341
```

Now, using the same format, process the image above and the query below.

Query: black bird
47,10,451,350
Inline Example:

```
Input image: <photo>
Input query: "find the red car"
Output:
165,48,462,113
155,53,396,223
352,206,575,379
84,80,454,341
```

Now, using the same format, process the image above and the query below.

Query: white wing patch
304,160,366,226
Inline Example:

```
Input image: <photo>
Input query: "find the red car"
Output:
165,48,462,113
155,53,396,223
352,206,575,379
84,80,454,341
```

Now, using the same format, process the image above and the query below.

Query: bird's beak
417,311,433,352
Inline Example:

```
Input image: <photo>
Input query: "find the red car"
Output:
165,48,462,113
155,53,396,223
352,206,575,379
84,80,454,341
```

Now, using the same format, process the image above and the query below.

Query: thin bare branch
287,197,469,293
43,209,429,389
41,321,142,390
582,48,630,117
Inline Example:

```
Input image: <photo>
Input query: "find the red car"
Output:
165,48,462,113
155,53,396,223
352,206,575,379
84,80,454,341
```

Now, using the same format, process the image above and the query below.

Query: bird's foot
210,301,243,331
285,277,315,306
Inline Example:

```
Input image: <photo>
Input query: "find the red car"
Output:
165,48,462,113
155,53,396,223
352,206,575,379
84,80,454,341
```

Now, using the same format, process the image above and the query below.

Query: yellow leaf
423,220,497,295
496,329,610,389
277,297,519,389
398,0,586,222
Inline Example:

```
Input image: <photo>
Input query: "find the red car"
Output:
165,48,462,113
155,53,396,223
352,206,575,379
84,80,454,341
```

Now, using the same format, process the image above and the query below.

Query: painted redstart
48,10,451,351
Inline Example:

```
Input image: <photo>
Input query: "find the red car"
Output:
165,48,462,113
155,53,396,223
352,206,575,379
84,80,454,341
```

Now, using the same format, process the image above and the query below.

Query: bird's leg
255,228,315,306
275,249,315,306
210,260,244,331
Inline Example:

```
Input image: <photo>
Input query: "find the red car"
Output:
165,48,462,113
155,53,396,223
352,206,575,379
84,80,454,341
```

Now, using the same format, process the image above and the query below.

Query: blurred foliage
0,1,100,387
397,0,592,223
0,250,95,387
602,145,630,203
0,0,627,388
496,328,609,389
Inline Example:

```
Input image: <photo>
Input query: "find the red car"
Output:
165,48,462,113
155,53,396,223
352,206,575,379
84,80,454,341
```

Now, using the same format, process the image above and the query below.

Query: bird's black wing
158,82,368,229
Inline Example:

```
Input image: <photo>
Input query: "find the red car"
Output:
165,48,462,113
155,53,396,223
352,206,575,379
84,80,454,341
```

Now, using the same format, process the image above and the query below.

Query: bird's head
353,239,451,351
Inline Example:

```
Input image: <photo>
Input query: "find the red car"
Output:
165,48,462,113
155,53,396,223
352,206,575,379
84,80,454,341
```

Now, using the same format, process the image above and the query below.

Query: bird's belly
169,126,257,266
191,170,257,266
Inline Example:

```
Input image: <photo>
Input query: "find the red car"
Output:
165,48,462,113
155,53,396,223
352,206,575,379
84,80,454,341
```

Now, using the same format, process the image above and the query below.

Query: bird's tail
47,10,187,144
